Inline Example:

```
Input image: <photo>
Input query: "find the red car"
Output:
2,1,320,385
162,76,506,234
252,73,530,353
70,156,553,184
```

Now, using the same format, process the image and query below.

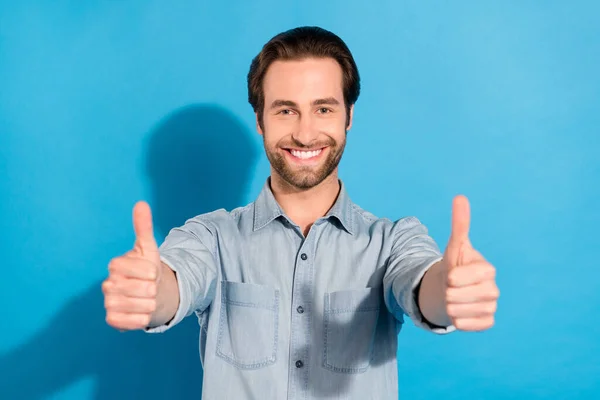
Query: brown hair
247,26,361,129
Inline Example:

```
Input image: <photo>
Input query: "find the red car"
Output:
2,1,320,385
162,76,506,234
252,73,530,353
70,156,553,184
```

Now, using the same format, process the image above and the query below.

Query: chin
283,169,332,190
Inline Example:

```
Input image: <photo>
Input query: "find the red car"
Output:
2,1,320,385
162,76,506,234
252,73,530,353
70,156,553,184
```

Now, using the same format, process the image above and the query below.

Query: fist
102,201,162,331
444,195,500,331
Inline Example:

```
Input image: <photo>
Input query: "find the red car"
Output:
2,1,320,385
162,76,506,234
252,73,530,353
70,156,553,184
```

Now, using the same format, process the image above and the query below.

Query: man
102,26,499,399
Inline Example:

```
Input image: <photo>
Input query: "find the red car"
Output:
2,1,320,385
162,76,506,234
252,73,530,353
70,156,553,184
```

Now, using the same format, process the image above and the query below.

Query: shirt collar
253,178,354,235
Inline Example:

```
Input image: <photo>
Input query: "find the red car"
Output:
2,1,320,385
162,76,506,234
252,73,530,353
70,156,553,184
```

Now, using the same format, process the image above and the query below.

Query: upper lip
284,147,326,151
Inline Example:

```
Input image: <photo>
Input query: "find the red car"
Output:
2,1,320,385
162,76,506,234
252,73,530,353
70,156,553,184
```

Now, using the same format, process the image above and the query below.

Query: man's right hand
103,201,163,331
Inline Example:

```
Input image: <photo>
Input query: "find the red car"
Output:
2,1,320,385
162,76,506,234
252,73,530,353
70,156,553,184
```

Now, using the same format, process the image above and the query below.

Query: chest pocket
323,287,381,374
216,281,280,369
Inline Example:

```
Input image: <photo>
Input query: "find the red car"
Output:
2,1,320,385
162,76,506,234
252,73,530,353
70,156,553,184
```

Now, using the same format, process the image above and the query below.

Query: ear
255,113,264,135
346,105,354,131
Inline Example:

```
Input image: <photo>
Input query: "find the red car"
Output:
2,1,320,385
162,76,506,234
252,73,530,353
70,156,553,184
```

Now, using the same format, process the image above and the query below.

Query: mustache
278,136,336,150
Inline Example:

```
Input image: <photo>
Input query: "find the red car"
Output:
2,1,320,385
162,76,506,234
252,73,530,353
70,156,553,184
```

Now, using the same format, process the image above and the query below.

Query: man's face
258,57,353,190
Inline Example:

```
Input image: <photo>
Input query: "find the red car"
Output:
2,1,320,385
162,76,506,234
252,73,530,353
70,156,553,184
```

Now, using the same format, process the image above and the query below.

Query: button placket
288,235,316,398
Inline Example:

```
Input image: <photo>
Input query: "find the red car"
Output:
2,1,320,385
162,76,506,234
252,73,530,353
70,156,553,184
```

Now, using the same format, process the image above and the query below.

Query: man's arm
417,260,452,327
145,217,219,333
148,262,180,328
383,216,455,334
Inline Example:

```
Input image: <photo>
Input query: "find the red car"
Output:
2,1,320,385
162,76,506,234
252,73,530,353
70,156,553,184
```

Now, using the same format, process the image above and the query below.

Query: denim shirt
147,179,455,399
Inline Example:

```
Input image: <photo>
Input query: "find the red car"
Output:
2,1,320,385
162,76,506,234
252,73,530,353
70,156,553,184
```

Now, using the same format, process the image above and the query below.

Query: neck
269,171,341,236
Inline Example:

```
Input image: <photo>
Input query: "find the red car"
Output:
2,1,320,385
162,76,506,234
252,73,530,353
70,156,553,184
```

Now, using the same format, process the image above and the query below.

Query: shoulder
350,202,431,241
179,202,254,234
351,202,423,230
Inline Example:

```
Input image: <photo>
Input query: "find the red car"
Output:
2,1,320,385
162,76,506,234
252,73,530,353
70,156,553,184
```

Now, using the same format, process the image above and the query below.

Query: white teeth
290,149,322,159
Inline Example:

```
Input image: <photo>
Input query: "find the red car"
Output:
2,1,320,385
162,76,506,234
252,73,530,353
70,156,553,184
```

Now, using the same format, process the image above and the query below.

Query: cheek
262,124,287,146
317,118,347,140
265,118,305,143
317,113,348,130
264,116,292,134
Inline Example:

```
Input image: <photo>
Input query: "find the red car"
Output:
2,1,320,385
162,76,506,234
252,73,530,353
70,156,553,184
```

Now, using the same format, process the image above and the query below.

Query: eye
278,109,296,115
317,107,332,114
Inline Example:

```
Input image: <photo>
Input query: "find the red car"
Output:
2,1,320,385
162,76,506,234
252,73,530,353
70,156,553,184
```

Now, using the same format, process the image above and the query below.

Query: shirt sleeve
145,217,218,333
383,216,456,334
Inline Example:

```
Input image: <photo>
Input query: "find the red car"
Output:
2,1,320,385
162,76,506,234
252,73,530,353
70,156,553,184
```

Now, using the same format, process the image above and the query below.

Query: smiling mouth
285,148,325,160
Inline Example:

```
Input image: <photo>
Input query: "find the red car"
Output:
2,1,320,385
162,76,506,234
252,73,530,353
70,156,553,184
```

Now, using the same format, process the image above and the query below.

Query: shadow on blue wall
0,104,258,399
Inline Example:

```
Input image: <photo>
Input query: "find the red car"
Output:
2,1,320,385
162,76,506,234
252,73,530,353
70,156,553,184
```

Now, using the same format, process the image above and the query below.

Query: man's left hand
443,195,500,331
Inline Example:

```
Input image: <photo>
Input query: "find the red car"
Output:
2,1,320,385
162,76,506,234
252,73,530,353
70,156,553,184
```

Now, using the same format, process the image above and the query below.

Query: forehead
262,57,344,102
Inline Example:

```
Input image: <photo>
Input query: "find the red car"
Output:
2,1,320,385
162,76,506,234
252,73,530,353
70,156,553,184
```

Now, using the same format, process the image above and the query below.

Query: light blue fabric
147,178,454,399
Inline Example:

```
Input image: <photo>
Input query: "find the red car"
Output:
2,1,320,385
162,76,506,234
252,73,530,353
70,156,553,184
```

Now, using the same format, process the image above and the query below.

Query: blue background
1,1,598,399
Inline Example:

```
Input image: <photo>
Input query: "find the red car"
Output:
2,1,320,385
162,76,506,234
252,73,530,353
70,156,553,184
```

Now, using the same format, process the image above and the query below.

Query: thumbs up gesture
443,195,499,331
102,201,162,331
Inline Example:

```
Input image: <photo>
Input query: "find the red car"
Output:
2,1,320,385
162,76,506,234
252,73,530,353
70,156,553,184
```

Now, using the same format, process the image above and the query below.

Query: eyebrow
269,97,341,109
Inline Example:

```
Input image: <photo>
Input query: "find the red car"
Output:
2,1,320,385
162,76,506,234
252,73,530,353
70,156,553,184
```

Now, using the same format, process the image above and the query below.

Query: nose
292,114,318,146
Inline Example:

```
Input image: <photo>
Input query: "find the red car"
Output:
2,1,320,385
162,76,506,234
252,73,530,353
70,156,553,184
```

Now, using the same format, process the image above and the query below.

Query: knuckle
106,313,119,327
104,296,117,310
125,250,137,258
107,261,116,274
445,303,452,316
447,271,459,286
148,264,159,281
446,304,457,317
140,314,151,327
490,287,500,299
481,265,494,278
147,299,157,313
147,282,157,297
108,258,121,273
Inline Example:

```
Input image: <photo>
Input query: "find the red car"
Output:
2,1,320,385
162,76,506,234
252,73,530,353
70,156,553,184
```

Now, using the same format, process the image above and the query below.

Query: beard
263,133,346,190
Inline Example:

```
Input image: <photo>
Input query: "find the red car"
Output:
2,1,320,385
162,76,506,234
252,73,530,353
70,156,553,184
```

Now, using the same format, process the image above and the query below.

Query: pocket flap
326,287,381,313
221,281,279,310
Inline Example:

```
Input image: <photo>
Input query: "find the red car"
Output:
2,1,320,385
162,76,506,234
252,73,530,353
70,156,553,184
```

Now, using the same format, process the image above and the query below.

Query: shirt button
297,306,304,314
300,253,308,260
295,360,304,368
